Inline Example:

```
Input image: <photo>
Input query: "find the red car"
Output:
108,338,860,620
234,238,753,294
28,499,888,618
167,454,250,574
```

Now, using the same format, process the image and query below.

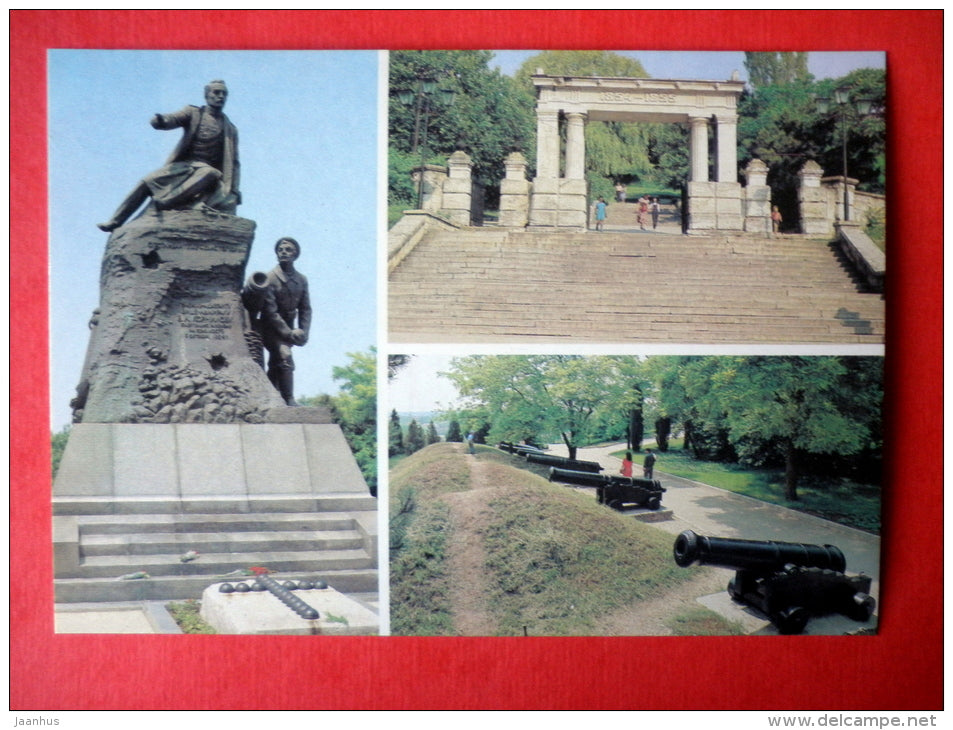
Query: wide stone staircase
388,206,884,344
53,500,378,604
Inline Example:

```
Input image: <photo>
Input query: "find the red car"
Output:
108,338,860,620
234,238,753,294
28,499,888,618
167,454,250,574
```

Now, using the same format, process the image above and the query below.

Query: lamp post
397,78,455,210
816,87,877,222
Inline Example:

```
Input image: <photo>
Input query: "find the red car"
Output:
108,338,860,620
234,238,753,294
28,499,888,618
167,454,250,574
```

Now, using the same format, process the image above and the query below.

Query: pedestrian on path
643,448,656,479
651,197,660,229
637,196,649,230
594,197,607,231
771,205,782,236
615,182,626,203
467,431,475,454
620,451,634,477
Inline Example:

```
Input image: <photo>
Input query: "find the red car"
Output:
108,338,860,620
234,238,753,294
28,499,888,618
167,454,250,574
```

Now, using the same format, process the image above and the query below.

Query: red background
10,10,943,710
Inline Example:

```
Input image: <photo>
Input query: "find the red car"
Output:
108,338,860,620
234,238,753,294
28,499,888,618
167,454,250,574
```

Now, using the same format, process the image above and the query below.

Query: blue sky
48,50,382,430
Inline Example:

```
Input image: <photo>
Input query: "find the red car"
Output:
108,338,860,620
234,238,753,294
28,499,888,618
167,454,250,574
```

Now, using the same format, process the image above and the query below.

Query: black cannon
498,441,547,457
548,467,665,511
525,452,603,473
673,530,875,634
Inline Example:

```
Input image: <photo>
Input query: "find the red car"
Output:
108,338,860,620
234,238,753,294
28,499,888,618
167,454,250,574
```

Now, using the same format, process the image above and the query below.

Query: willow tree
514,51,664,195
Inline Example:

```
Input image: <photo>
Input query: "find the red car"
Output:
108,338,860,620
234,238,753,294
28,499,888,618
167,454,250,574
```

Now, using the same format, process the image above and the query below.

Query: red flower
249,566,271,575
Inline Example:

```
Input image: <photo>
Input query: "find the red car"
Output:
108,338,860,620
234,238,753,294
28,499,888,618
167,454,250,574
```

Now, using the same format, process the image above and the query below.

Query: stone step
80,528,367,557
389,312,882,338
75,511,358,535
53,493,377,516
391,225,884,343
73,547,375,579
390,298,885,321
54,568,379,603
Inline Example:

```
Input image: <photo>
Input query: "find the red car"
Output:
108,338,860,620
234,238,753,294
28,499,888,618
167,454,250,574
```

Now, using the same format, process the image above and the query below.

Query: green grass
612,443,880,533
166,599,217,634
482,469,687,636
388,203,410,229
865,208,886,251
621,183,680,202
388,443,470,635
665,606,746,636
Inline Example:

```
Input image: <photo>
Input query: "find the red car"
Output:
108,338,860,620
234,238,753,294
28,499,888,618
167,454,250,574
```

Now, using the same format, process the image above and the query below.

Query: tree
404,419,426,455
654,417,672,452
389,409,404,457
389,50,535,203
51,425,71,479
426,421,440,446
744,52,810,88
514,50,649,82
329,348,377,495
445,419,463,442
388,354,412,379
627,383,645,452
737,61,886,227
662,356,883,501
445,355,634,459
810,68,886,194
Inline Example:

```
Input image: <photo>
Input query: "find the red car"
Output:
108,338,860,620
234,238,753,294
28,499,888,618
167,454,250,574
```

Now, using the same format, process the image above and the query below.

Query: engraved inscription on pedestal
74,210,285,424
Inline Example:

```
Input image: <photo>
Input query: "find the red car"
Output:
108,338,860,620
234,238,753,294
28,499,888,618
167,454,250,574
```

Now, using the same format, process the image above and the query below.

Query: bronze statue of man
242,237,311,406
98,80,241,232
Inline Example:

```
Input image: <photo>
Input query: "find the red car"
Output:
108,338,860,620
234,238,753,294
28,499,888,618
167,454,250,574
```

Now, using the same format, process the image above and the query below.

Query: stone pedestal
686,181,743,234
743,158,772,236
442,150,474,227
412,163,447,213
528,177,588,229
798,161,830,236
52,420,367,506
499,152,530,228
73,210,284,424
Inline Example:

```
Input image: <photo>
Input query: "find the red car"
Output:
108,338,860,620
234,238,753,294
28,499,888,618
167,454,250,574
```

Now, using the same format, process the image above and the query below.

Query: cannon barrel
526,453,602,473
498,441,546,456
548,467,609,487
241,271,270,311
673,530,846,573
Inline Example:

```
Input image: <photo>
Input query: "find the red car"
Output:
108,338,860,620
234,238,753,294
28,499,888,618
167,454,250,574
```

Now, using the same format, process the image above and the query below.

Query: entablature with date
532,74,745,124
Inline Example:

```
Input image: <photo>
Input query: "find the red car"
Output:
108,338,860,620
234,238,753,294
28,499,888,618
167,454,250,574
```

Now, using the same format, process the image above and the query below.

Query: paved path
547,441,881,605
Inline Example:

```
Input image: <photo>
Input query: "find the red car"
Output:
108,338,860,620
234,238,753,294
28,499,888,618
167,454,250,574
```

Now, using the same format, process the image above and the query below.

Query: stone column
499,151,530,228
743,158,771,236
535,110,561,180
442,150,473,227
798,160,830,235
689,116,710,182
564,112,587,180
715,114,738,184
